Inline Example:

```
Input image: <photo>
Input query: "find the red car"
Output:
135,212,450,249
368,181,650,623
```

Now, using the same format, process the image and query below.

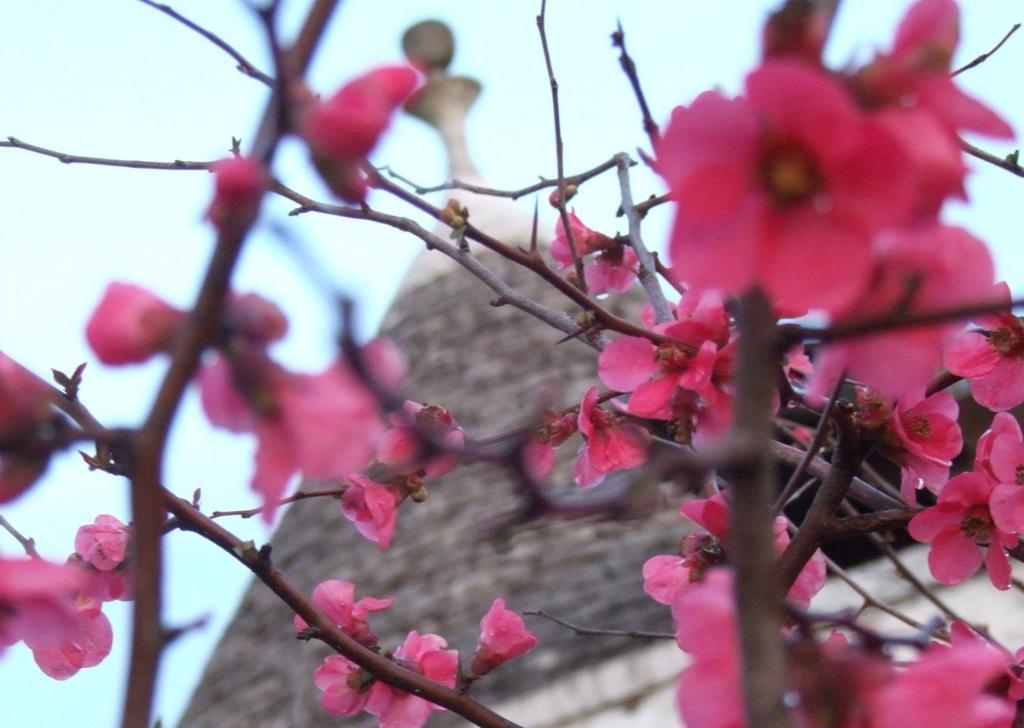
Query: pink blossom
74,515,130,572
983,429,1024,536
340,474,402,549
908,471,1017,589
811,224,994,398
206,156,267,236
314,655,374,718
85,282,183,365
574,387,649,487
223,292,288,344
877,389,962,502
550,210,611,267
199,342,400,523
871,642,1015,728
679,493,826,607
25,595,113,680
551,211,637,295
294,579,393,646
362,631,458,728
0,353,55,502
658,60,913,315
975,412,1023,480
0,557,85,653
524,410,577,480
377,401,464,478
945,282,1024,412
469,598,538,677
642,531,723,605
304,65,420,202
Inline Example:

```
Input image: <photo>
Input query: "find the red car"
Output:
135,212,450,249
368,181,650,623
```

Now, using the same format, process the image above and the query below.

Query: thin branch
962,138,1024,178
772,374,844,514
536,0,588,294
615,153,671,323
610,21,660,150
136,0,274,86
952,22,1021,76
525,609,674,640
821,553,925,631
0,137,213,170
778,405,860,590
790,293,1024,346
210,486,348,520
820,508,917,539
0,514,39,558
629,191,671,218
769,441,902,511
381,156,621,198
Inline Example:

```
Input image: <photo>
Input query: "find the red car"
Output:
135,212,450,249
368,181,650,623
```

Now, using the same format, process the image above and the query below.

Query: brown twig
210,486,349,519
727,288,790,728
772,375,844,514
821,553,925,630
525,609,674,640
952,22,1021,76
615,153,671,323
136,0,274,86
778,405,860,590
820,508,917,539
0,514,39,558
610,21,660,150
536,0,588,294
962,138,1024,178
0,137,213,170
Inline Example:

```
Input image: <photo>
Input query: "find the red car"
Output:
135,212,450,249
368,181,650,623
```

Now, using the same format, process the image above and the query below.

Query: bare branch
610,21,660,150
525,609,674,640
615,153,671,323
952,22,1021,76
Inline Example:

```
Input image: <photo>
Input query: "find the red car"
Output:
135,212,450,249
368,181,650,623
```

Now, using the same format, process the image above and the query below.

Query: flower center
960,505,994,543
907,414,932,440
655,343,691,369
988,326,1024,357
761,142,823,206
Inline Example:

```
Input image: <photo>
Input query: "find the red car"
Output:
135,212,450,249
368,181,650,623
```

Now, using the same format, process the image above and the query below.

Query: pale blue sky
0,1,1021,726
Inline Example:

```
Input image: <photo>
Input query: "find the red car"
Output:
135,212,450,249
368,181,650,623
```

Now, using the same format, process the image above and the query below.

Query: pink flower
871,642,1015,728
206,156,267,236
878,389,962,502
304,65,420,203
679,493,825,607
642,531,723,605
74,515,130,572
200,340,401,523
223,292,288,344
294,579,393,646
599,291,730,420
313,631,457,727
0,353,55,502
671,569,743,728
0,557,85,652
982,429,1024,536
908,471,1017,589
85,283,183,365
340,473,402,549
811,224,994,398
550,211,637,295
377,401,464,478
944,282,1024,412
975,412,1023,480
25,595,113,680
573,387,649,487
658,60,913,315
524,410,577,480
550,210,611,267
469,598,538,677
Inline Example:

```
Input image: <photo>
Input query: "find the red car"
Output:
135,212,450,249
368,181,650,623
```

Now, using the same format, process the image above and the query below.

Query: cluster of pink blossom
910,412,1024,589
672,569,1017,728
659,0,1010,401
300,579,536,728
643,492,826,609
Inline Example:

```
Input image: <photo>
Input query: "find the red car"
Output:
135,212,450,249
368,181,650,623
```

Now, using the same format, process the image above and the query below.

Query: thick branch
728,288,790,728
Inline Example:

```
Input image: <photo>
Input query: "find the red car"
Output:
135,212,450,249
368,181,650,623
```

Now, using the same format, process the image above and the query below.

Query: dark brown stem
210,486,348,519
525,610,674,640
536,0,588,294
136,0,274,86
820,508,917,539
728,287,790,728
610,21,660,150
778,405,860,590
952,23,1021,76
772,375,844,514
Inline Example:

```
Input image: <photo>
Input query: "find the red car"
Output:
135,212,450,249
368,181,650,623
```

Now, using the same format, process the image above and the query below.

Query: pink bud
207,156,267,236
85,282,183,365
469,598,538,676
74,515,130,572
